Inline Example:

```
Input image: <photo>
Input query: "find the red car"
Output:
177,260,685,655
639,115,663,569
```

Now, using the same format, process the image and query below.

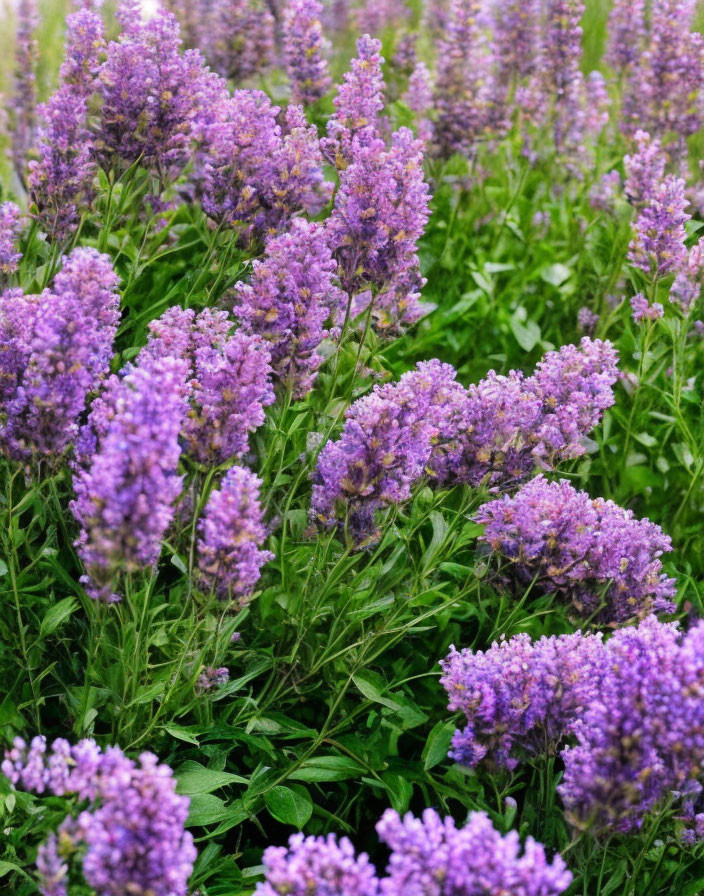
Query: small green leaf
289,756,364,782
264,785,313,828
164,723,201,746
39,597,78,637
540,262,572,286
422,721,455,770
186,792,230,826
176,761,247,795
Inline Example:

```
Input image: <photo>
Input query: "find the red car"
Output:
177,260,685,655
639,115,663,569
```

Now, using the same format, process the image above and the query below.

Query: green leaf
509,314,541,352
164,723,200,745
39,597,78,637
186,792,230,826
264,785,313,829
0,860,33,882
422,721,455,771
289,756,364,782
540,262,572,286
0,559,8,577
176,761,247,795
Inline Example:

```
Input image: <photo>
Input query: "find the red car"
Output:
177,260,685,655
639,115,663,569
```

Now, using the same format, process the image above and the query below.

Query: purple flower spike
0,202,23,274
284,0,331,106
197,466,273,605
71,355,189,602
477,476,677,623
235,219,344,399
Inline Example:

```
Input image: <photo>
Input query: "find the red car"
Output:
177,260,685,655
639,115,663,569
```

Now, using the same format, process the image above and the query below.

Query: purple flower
142,306,275,464
624,131,667,206
477,476,677,623
311,360,466,541
670,239,704,311
432,0,491,159
560,617,704,835
195,91,331,239
3,737,196,896
431,338,618,488
326,127,430,333
323,34,385,165
441,630,606,770
353,0,409,36
71,355,189,602
59,8,105,96
256,809,571,896
95,4,212,179
234,219,343,399
376,808,572,896
624,0,704,158
606,0,647,73
628,175,690,277
577,306,599,334
200,0,276,83
196,665,230,692
29,86,97,240
0,202,23,274
197,466,273,605
36,835,68,896
284,0,331,106
9,0,39,180
258,832,380,896
630,292,664,322
403,62,434,144
0,249,120,466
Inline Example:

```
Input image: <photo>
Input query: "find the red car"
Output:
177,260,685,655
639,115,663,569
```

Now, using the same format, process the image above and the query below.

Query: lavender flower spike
284,0,331,106
9,0,39,180
235,219,343,399
477,476,677,623
628,175,690,277
71,355,189,602
0,202,23,274
197,466,273,606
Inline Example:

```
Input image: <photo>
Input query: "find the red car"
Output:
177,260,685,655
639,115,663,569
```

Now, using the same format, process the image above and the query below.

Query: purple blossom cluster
0,202,22,274
606,0,647,74
71,354,188,602
630,293,664,322
234,219,343,398
432,0,490,159
477,476,677,623
0,249,120,466
200,0,276,83
431,338,619,488
197,465,273,605
441,630,606,770
196,665,230,692
195,92,331,239
142,306,275,464
58,7,105,95
623,130,666,206
3,736,196,896
628,175,690,277
311,360,467,541
95,4,212,178
326,127,430,333
403,62,433,144
284,0,331,106
258,808,571,896
353,0,409,38
323,34,385,165
560,617,704,836
9,0,39,180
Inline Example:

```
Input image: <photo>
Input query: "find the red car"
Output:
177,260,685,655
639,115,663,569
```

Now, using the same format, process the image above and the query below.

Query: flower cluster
235,219,343,398
197,466,273,605
403,62,433,144
432,0,490,159
323,34,385,165
431,338,619,488
284,0,331,106
623,130,666,206
477,476,677,623
195,91,331,239
441,630,607,770
196,665,230,692
311,360,466,541
95,3,211,178
606,0,647,74
257,808,572,896
3,736,196,896
9,0,39,179
142,306,275,465
0,202,22,274
630,293,664,322
326,127,430,332
71,355,189,602
200,0,276,83
58,7,105,95
628,175,690,277
560,617,704,836
0,249,120,466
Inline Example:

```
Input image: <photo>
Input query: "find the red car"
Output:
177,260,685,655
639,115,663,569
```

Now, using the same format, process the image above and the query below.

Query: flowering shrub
2,1,704,894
